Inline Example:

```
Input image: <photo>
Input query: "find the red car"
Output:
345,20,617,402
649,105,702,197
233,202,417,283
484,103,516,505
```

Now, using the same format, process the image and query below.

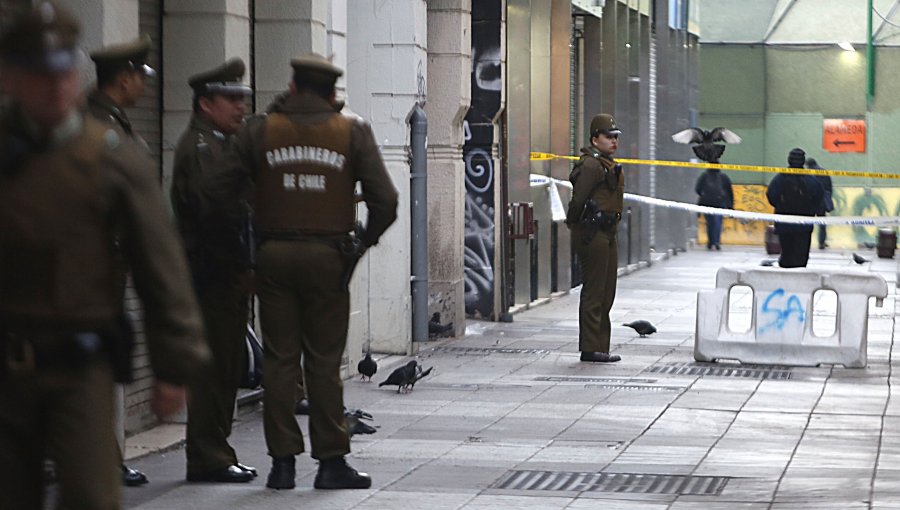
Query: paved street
121,245,900,509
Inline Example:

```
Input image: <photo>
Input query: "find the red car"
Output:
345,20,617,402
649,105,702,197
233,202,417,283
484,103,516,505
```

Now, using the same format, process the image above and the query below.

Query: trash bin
877,228,896,259
765,225,781,255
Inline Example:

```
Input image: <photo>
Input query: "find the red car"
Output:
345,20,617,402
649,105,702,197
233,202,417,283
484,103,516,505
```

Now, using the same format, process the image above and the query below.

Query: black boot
314,457,371,489
580,351,621,363
294,398,310,415
265,456,295,490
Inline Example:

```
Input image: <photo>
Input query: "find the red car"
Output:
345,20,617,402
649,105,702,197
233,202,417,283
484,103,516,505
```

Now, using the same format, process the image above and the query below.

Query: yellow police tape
529,151,900,181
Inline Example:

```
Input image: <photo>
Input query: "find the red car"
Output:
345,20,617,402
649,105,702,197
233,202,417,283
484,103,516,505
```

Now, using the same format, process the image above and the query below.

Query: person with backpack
766,148,824,268
694,168,733,250
806,157,834,249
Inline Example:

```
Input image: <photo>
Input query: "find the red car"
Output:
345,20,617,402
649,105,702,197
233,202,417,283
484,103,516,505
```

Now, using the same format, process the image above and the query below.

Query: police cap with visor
290,53,343,87
188,57,252,97
0,1,80,72
590,113,622,137
90,35,156,78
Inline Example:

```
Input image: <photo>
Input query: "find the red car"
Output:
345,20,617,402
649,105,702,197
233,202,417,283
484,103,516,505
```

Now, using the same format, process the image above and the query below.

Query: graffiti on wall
699,184,900,249
463,0,501,318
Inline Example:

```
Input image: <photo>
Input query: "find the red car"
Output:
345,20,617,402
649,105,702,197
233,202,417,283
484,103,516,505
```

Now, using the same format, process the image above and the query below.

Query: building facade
0,0,699,433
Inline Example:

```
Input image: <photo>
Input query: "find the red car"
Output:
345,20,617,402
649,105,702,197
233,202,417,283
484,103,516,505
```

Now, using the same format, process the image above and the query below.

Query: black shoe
186,465,254,483
122,464,148,486
266,456,296,490
235,463,258,477
580,351,621,363
714,244,721,251
294,398,310,415
314,457,372,489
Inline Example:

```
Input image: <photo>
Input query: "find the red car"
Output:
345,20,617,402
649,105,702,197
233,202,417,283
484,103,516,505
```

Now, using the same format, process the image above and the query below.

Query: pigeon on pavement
852,253,870,265
379,360,418,393
428,312,453,338
410,366,433,391
357,352,377,381
623,320,657,337
344,408,377,436
760,259,777,267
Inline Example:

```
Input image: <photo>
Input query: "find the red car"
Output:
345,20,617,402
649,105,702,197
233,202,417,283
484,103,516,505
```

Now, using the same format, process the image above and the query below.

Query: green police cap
90,35,155,77
188,58,252,96
590,113,622,137
0,1,80,72
290,53,343,87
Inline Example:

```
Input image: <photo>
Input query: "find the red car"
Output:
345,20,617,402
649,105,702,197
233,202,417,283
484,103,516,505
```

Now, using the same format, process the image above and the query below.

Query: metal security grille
493,470,730,495
430,346,552,355
647,362,793,380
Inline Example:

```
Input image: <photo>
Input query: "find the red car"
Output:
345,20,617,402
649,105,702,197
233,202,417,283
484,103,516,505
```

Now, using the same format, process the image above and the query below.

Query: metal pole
867,0,875,109
409,105,428,342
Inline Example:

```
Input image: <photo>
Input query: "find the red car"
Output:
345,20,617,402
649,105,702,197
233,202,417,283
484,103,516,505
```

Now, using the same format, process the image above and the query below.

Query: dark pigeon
671,127,742,163
623,320,657,337
428,312,453,338
357,352,377,381
760,259,777,267
379,360,418,393
852,253,870,265
410,366,433,391
344,408,377,436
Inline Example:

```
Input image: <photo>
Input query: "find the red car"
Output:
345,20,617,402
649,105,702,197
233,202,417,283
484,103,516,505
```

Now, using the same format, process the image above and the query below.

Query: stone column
254,1,328,110
348,0,426,354
426,0,470,335
61,0,139,89
163,1,251,188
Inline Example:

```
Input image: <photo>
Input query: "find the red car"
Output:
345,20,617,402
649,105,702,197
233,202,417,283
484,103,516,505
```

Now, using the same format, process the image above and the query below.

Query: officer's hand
151,381,186,419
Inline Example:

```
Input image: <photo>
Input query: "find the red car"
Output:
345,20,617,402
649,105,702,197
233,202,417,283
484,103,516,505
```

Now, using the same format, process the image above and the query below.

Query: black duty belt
2,329,105,373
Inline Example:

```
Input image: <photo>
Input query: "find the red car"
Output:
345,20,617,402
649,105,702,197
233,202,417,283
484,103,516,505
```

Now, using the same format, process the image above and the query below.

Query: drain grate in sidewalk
493,470,730,495
534,376,683,391
430,346,552,355
646,362,792,380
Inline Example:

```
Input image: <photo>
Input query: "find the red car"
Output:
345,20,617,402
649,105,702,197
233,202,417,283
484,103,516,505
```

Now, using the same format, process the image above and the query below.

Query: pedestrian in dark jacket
695,169,733,250
766,148,824,268
806,157,833,249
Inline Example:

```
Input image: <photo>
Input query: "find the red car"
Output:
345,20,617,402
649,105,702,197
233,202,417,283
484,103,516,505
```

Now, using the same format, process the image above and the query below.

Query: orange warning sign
823,119,866,153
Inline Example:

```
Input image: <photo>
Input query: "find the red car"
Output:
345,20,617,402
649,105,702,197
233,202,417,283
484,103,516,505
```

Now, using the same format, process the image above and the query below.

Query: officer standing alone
205,53,398,490
566,114,624,363
171,58,257,484
0,3,208,509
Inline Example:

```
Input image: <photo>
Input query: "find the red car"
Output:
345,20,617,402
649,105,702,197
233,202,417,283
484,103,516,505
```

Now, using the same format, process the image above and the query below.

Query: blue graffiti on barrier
758,288,805,334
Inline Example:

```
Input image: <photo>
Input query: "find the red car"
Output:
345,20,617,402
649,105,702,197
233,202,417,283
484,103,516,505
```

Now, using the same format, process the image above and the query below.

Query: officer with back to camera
0,3,209,509
203,53,398,491
566,113,625,364
171,58,257,484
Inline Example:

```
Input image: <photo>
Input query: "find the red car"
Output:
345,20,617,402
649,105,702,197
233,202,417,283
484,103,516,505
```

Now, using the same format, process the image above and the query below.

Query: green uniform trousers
0,359,119,510
185,275,249,473
258,240,350,460
572,226,618,353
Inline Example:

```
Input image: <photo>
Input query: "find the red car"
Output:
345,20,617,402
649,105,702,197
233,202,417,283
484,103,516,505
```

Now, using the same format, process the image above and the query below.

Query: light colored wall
426,0,470,335
348,0,427,354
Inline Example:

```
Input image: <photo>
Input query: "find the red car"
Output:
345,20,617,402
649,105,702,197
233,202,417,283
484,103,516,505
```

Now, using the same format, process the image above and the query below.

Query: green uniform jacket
206,93,398,247
0,107,209,385
86,89,151,153
566,146,625,225
171,114,251,284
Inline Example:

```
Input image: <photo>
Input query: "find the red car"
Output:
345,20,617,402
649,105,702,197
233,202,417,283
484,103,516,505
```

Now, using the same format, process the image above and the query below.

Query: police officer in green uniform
566,114,624,363
0,3,209,509
87,35,155,151
86,34,157,487
171,58,257,483
205,53,398,490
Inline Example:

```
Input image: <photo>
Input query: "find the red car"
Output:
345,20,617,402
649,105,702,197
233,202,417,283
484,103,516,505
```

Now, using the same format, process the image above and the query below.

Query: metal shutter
136,0,163,180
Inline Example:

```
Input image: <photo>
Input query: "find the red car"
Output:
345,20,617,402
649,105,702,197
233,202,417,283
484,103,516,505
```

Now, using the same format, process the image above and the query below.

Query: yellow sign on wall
697,185,899,249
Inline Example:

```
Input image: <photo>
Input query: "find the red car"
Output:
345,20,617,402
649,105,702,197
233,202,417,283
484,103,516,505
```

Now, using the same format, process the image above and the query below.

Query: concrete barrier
695,267,887,368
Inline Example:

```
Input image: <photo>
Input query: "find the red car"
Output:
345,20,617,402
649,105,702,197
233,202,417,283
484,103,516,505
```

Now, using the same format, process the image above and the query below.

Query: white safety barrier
695,267,887,368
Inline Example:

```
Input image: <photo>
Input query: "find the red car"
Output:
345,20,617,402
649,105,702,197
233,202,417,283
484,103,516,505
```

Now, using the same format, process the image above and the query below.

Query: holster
105,312,136,383
339,223,367,291
579,200,619,244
